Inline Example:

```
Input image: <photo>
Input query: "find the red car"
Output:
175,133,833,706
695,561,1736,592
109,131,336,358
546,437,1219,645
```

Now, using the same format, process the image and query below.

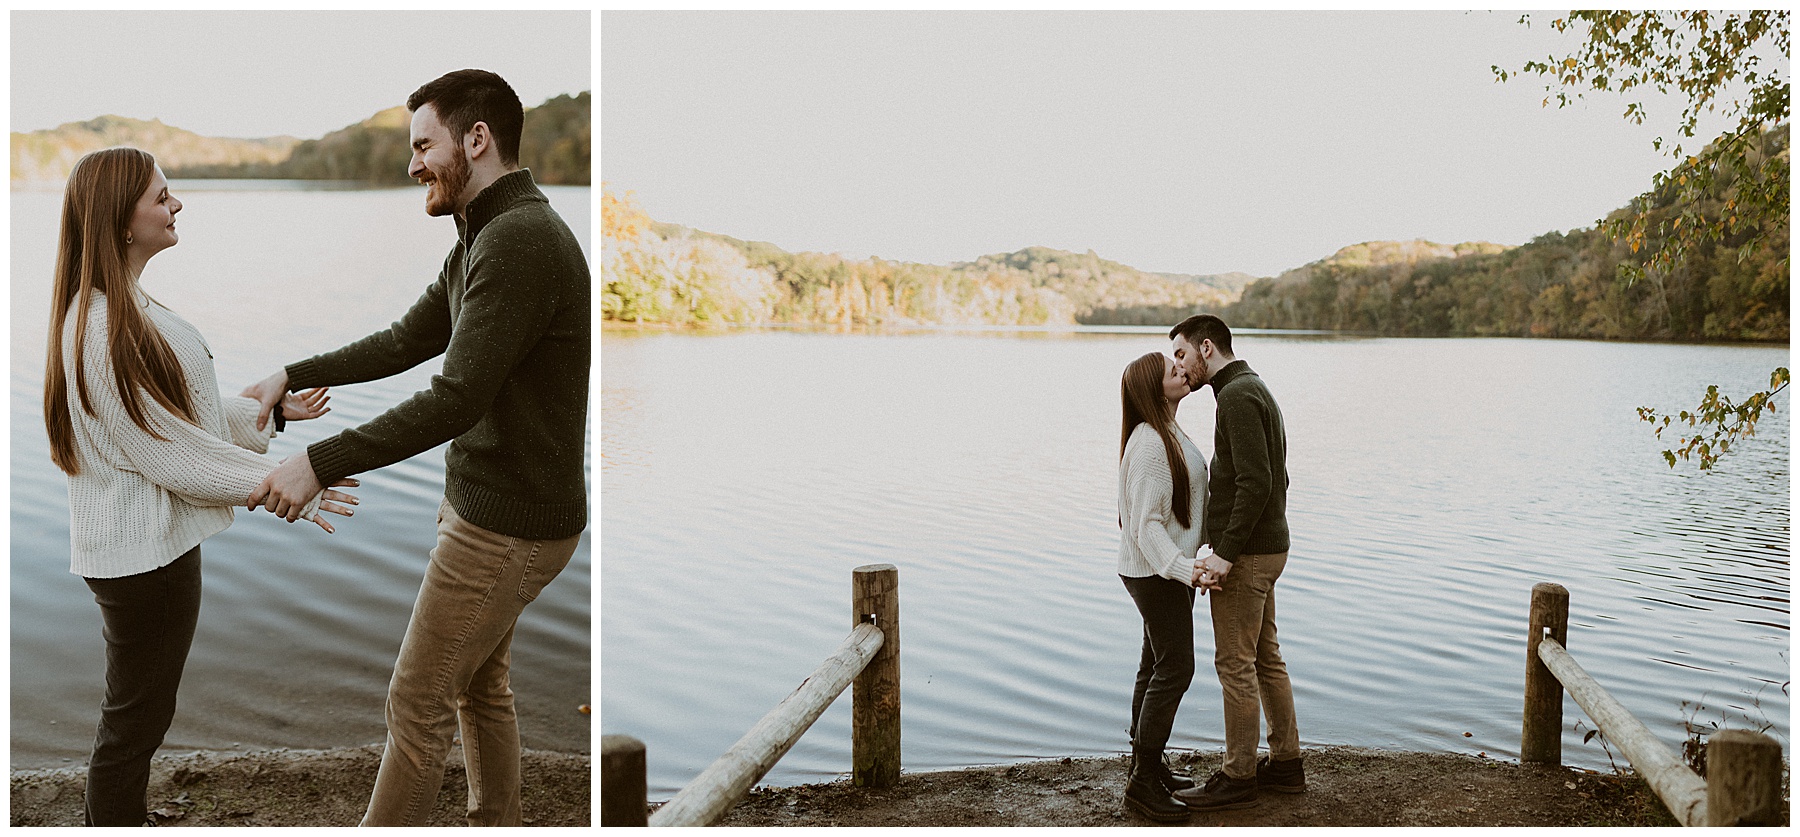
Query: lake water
10,182,592,768
600,327,1788,799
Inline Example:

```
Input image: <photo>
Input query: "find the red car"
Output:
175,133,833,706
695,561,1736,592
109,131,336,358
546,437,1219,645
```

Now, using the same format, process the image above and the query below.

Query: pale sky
11,10,592,140
602,11,1767,278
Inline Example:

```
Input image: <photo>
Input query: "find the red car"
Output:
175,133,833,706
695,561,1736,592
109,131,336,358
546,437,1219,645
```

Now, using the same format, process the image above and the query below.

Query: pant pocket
518,543,550,603
516,535,578,603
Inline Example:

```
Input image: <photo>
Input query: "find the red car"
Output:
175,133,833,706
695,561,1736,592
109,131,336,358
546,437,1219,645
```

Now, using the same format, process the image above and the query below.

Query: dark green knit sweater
1205,360,1289,562
287,169,589,539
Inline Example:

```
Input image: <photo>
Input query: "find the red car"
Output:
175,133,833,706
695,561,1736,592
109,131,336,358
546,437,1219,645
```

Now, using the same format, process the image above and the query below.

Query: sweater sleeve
221,395,277,453
286,267,453,391
1212,392,1273,563
1123,436,1198,586
80,334,319,520
301,216,562,485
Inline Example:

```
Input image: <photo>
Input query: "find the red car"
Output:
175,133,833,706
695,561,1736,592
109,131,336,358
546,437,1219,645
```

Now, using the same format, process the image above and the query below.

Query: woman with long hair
42,146,359,826
1116,350,1209,822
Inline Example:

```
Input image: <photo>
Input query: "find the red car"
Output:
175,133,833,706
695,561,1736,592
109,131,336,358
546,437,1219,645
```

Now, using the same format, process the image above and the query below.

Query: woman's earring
124,232,133,245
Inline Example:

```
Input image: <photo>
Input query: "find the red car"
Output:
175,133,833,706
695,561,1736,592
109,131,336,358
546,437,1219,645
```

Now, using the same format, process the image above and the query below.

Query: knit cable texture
1116,422,1208,585
62,290,318,578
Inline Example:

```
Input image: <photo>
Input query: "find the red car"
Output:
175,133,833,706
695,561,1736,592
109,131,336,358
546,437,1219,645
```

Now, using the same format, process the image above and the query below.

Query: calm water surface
11,183,593,767
601,328,1788,798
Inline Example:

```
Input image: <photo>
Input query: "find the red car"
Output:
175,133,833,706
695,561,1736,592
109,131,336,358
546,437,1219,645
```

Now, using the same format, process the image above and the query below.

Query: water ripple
601,332,1787,794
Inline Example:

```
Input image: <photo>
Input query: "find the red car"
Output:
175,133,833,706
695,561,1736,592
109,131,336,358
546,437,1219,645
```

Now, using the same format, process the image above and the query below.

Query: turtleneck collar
1207,359,1253,394
455,168,544,244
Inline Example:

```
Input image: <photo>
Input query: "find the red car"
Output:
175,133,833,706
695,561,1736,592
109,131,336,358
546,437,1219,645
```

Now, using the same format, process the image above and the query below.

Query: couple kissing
1116,314,1300,821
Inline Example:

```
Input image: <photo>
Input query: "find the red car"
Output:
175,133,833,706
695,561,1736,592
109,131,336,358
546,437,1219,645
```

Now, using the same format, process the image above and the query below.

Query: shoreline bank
686,746,1698,827
10,744,589,827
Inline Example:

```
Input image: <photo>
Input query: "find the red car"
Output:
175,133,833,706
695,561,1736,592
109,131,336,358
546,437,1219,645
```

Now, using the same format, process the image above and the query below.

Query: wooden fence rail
1522,582,1784,827
601,563,901,827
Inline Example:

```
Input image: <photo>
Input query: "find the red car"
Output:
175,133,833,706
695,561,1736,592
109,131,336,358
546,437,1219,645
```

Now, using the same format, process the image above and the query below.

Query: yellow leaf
1563,58,1577,70
1673,217,1682,229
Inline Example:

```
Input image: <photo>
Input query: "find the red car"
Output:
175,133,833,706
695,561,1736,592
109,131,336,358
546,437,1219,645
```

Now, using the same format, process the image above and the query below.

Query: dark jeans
82,547,202,827
1121,573,1195,760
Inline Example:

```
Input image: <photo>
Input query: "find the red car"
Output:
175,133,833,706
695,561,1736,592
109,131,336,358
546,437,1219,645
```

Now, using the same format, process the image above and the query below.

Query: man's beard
422,151,471,217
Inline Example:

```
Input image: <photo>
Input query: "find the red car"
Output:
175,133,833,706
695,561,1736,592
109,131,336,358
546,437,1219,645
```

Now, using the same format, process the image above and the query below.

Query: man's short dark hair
1170,314,1233,356
407,69,524,167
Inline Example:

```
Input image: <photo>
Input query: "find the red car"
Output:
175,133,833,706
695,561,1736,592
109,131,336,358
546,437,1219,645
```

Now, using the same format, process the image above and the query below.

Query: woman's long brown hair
44,147,196,475
1120,351,1191,528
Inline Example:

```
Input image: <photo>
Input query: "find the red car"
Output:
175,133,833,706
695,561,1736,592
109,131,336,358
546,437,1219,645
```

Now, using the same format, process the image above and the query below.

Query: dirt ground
10,745,589,827
702,746,1696,827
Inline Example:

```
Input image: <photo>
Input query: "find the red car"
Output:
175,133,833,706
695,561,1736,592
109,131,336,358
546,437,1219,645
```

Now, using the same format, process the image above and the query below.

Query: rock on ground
703,746,1694,827
10,745,588,827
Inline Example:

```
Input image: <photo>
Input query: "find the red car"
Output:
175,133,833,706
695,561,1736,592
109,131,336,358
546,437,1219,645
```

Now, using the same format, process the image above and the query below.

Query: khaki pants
1208,551,1301,780
361,500,580,826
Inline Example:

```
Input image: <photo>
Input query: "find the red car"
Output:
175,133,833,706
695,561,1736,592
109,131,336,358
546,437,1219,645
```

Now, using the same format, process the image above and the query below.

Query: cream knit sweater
61,289,318,579
1117,421,1209,585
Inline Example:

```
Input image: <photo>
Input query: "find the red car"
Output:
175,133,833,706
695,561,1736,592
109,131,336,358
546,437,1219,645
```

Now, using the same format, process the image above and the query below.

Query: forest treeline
10,116,296,184
602,188,1252,327
605,125,1785,339
1228,128,1789,341
11,92,590,186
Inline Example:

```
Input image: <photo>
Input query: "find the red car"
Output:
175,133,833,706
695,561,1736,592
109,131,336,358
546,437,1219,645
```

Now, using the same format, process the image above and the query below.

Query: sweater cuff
305,437,358,486
1172,557,1199,587
299,490,323,523
285,358,323,391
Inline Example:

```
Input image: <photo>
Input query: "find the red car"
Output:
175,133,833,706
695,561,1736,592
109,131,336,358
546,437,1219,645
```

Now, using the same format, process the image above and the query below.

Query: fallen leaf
1565,781,1577,789
578,704,591,715
1463,732,1473,737
150,807,185,821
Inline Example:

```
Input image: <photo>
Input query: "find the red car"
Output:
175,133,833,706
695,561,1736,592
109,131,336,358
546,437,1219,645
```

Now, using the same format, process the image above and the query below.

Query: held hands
307,478,361,534
1193,551,1232,595
280,387,332,423
250,452,347,527
240,369,291,432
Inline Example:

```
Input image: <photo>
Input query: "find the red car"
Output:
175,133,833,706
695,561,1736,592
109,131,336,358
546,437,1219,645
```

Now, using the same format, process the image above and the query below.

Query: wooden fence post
1705,729,1784,826
601,734,648,827
1521,582,1569,764
853,563,900,787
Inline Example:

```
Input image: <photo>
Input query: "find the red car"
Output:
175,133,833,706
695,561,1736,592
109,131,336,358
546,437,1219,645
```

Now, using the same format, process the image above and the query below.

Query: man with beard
242,68,589,826
1167,314,1301,812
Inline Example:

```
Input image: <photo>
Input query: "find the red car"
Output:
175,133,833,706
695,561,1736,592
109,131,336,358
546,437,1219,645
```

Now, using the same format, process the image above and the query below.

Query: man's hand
240,369,291,431
1195,551,1232,595
250,452,323,522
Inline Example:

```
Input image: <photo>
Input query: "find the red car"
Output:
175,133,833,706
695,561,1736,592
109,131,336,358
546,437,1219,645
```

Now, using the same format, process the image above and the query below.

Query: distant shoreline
600,320,1788,348
11,178,592,192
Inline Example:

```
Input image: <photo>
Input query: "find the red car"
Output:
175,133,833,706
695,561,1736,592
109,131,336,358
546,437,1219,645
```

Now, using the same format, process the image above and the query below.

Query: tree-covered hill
1226,129,1788,342
11,92,591,186
602,188,1258,328
605,122,1786,339
10,116,297,184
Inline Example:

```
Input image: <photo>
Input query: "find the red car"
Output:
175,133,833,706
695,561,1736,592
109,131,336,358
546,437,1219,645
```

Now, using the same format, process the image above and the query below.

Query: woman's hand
306,477,360,534
280,387,332,422
1194,552,1230,595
